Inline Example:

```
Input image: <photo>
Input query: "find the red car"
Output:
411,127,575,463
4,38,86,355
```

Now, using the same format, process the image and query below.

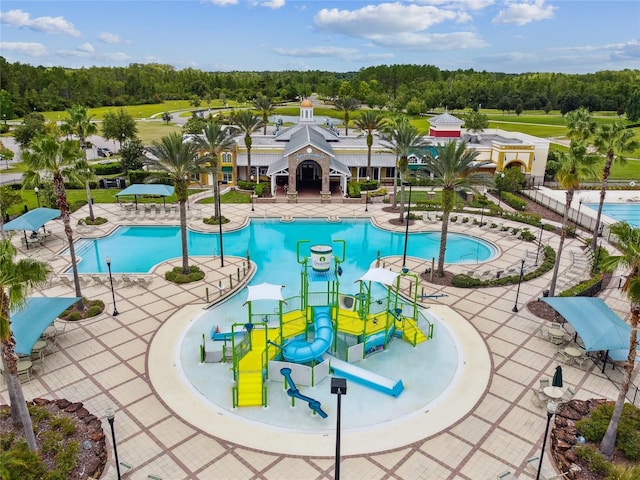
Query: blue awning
542,297,632,352
3,208,61,232
115,184,174,197
11,297,80,355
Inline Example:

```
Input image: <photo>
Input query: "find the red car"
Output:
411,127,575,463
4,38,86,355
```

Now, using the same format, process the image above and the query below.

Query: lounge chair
560,387,575,403
137,276,153,288
531,389,547,408
525,456,569,479
121,275,138,288
496,471,516,480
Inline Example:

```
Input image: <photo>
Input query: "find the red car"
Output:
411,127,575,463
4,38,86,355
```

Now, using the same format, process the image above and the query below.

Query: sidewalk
1,200,636,480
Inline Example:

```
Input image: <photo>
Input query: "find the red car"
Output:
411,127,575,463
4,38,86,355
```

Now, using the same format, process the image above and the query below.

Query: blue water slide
283,306,333,363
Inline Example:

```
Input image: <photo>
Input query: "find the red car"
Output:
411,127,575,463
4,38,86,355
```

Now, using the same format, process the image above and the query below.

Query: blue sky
1,1,638,73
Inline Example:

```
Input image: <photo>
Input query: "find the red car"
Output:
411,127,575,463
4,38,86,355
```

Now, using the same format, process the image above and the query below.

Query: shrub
50,417,76,437
203,215,229,225
576,402,640,461
86,305,103,317
360,180,379,191
575,445,612,476
165,265,205,284
79,216,108,226
236,180,254,190
59,298,104,320
63,311,82,321
347,181,361,198
90,162,122,175
501,192,527,210
520,228,536,241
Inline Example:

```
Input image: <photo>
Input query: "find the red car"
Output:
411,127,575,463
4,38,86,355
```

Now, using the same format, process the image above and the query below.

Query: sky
1,1,639,74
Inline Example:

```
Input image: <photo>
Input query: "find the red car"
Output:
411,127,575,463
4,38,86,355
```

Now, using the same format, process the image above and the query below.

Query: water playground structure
206,239,436,412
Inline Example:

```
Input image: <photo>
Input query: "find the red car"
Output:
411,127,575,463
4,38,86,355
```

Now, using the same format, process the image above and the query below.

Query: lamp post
402,182,413,268
497,172,505,208
536,401,558,480
576,198,583,229
365,176,370,212
250,175,255,212
105,408,122,480
217,181,225,267
331,377,348,480
34,187,40,208
479,188,487,227
106,257,119,316
535,222,545,265
512,257,526,313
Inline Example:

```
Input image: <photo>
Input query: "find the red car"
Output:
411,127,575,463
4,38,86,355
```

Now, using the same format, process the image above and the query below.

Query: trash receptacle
542,290,550,297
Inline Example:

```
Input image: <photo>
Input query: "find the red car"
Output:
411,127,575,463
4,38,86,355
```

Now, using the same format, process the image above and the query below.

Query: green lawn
135,121,182,144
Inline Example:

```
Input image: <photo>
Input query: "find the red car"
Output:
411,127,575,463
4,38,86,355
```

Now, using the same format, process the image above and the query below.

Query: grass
135,121,182,144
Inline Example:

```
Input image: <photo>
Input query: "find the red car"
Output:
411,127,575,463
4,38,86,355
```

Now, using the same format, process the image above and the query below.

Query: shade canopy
358,267,399,286
3,207,61,232
11,296,80,355
245,283,284,303
542,297,632,352
115,184,174,197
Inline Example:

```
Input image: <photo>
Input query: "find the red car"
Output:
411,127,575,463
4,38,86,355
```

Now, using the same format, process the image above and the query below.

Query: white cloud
261,0,285,8
315,3,460,37
0,41,47,57
98,32,127,44
77,42,95,53
493,0,556,26
205,0,238,5
0,9,81,37
274,46,359,58
411,0,494,10
370,31,488,50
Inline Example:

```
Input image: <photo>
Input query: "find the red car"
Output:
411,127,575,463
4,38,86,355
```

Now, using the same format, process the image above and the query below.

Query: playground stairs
237,351,264,407
400,318,427,346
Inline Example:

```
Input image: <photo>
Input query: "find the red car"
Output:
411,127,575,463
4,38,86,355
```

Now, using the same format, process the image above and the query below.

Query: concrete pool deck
2,199,638,479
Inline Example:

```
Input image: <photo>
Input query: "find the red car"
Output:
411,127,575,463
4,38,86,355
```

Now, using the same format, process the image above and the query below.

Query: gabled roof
429,112,464,126
275,123,340,142
284,125,335,158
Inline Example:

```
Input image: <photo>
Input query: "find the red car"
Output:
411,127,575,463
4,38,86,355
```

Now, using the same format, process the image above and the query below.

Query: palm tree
421,140,493,276
0,239,50,451
195,123,238,219
354,110,387,179
548,141,599,296
22,135,85,303
232,110,263,181
332,97,360,136
146,133,202,274
253,96,274,135
598,222,640,458
564,107,597,142
61,105,98,221
590,122,639,251
382,117,429,222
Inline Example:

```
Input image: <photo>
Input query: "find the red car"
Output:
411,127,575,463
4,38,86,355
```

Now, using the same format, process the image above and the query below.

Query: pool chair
525,456,569,479
137,276,153,288
121,275,138,288
496,471,516,480
560,387,575,403
531,388,547,408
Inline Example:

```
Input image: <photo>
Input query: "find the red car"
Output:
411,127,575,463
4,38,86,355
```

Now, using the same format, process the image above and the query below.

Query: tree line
0,57,638,120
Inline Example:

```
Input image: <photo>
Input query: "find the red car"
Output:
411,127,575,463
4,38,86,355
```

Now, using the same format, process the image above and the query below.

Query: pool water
585,202,640,227
70,219,496,277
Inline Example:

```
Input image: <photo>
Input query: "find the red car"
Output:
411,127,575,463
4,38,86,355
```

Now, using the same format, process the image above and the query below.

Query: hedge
347,181,361,198
128,170,172,185
90,162,123,175
501,191,527,211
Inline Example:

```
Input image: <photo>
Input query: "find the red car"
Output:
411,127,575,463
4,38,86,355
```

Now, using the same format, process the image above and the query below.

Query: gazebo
115,184,175,209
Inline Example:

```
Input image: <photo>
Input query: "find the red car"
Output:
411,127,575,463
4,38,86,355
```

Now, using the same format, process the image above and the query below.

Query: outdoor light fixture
106,257,119,316
331,377,348,480
512,257,526,313
497,172,505,208
34,187,40,208
250,175,255,212
105,408,122,480
535,222,545,266
536,401,558,480
218,181,225,267
402,182,413,268
365,176,370,212
479,188,487,227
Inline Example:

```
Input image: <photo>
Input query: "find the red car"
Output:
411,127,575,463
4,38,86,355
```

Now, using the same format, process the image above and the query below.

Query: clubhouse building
197,99,550,201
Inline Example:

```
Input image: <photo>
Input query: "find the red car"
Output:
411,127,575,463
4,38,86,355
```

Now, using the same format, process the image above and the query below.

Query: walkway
1,200,636,480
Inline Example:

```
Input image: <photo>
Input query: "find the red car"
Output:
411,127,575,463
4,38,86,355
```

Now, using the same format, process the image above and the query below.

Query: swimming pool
70,219,497,277
585,202,640,227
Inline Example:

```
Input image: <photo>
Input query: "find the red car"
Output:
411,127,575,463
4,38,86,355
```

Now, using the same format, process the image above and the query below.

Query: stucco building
197,100,550,200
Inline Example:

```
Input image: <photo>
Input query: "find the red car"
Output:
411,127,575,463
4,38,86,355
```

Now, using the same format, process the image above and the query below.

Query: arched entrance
296,160,322,195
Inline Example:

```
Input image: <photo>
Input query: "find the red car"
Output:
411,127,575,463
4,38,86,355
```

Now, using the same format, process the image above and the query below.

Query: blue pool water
71,219,496,280
585,203,640,227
